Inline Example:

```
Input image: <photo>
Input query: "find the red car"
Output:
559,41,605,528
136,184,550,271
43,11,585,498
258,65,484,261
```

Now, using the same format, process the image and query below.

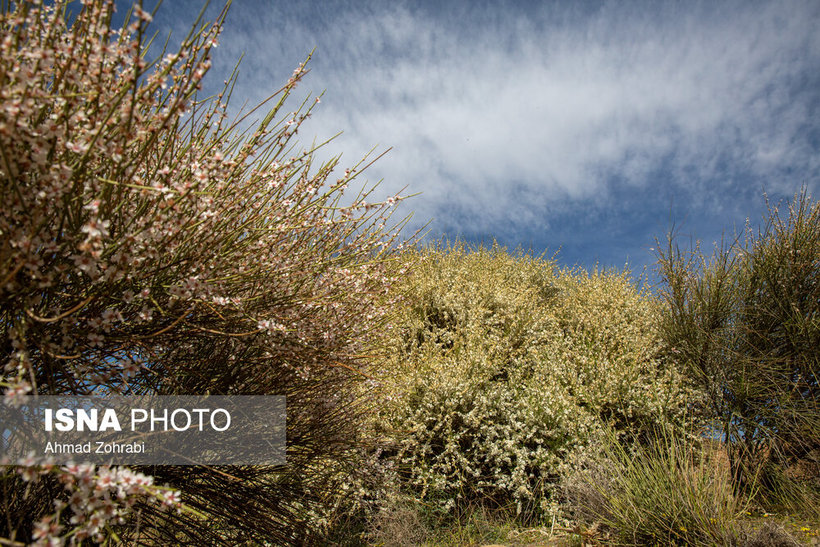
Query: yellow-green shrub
372,242,696,520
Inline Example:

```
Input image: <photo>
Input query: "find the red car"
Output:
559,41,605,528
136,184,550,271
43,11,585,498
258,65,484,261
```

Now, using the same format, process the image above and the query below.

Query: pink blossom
32,515,62,541
72,254,98,276
101,308,122,325
81,218,110,239
4,380,32,406
163,490,182,506
66,141,88,154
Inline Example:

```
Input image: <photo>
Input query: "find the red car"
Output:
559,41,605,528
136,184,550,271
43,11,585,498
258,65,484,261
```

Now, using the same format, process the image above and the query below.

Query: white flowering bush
371,243,695,522
0,0,409,544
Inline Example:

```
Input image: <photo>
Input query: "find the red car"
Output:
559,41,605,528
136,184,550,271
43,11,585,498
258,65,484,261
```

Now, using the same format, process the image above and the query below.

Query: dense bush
369,243,696,522
0,1,408,544
656,190,820,494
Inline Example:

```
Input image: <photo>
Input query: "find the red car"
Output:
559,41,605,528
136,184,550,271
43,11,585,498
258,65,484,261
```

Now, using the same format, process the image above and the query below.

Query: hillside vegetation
1,1,817,544
335,211,819,545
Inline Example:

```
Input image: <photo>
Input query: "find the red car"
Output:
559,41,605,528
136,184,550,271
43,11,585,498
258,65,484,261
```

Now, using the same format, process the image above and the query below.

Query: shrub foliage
656,190,820,493
371,243,695,521
0,1,407,544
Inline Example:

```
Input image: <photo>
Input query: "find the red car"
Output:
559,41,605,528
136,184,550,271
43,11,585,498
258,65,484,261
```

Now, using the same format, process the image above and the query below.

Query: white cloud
170,0,820,238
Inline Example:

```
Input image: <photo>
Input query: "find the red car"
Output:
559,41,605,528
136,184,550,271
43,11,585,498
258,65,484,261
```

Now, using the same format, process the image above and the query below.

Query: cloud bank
153,0,820,271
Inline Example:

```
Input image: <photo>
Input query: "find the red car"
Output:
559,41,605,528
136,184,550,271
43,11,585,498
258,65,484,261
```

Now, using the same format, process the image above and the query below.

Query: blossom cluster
20,458,181,546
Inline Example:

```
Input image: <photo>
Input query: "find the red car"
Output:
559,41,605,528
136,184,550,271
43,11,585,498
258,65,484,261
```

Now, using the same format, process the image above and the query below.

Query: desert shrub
371,242,695,522
0,1,408,544
743,521,802,547
656,189,820,495
563,425,747,546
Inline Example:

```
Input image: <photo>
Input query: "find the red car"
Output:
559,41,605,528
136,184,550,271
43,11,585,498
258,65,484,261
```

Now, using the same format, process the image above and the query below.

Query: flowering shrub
0,0,408,543
7,461,183,545
371,243,695,522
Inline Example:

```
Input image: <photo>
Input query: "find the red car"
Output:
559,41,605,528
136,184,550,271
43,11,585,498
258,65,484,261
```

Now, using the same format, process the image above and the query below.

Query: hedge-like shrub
371,243,696,521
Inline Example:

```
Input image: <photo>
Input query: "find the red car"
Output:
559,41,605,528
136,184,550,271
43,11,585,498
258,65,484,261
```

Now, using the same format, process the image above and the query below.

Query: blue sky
132,0,818,283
